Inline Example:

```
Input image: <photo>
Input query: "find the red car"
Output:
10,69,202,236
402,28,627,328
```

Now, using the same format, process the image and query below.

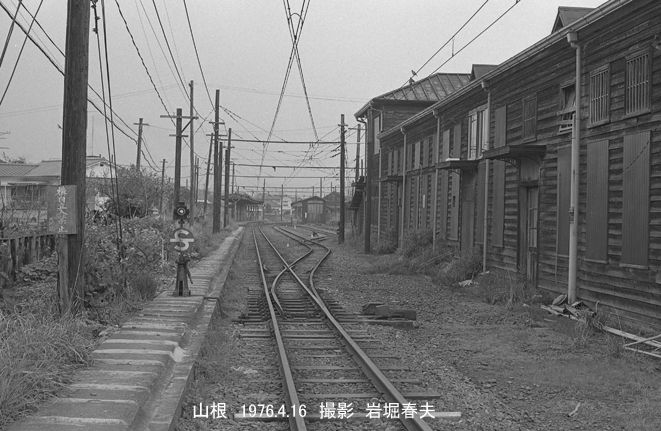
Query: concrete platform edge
144,226,245,431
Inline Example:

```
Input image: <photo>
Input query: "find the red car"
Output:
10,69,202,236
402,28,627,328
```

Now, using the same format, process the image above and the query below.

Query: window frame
588,65,610,127
624,49,652,117
521,95,537,141
467,104,489,159
558,80,576,134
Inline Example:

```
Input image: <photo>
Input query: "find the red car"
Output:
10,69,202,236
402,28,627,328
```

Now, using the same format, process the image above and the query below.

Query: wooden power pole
58,0,90,314
355,123,361,182
339,114,346,244
212,89,222,233
188,80,195,222
159,158,165,218
223,129,231,228
134,117,148,170
174,109,183,210
203,134,213,218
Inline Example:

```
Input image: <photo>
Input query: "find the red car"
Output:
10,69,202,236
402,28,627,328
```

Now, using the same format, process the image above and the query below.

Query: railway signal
171,201,194,296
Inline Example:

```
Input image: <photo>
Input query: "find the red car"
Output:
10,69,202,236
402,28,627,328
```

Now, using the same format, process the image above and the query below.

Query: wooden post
223,129,231,228
203,134,212,217
212,90,222,233
339,114,346,244
133,117,148,170
280,184,283,222
189,80,195,223
262,179,266,221
355,123,361,183
159,158,165,218
173,108,183,213
58,0,90,314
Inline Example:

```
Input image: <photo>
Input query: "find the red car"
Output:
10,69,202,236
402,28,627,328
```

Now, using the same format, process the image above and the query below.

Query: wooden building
355,72,472,242
292,196,325,224
358,0,661,329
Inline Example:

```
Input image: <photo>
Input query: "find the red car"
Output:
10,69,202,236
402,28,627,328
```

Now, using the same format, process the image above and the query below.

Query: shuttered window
452,123,461,158
494,106,506,148
449,172,460,240
557,147,571,256
622,131,650,266
522,95,537,140
442,129,450,161
491,160,505,247
589,66,610,125
586,140,609,261
625,51,651,115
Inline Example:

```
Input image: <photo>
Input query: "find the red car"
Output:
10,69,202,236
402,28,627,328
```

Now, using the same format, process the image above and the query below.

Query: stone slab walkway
8,227,244,431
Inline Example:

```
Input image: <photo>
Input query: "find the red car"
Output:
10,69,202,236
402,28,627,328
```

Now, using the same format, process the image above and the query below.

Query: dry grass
0,311,96,428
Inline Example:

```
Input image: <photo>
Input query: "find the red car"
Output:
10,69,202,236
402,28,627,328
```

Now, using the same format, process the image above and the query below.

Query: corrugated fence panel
622,131,650,266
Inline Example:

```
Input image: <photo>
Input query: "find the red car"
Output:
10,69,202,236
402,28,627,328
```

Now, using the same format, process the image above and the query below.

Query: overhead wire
259,0,313,180
0,0,154,169
0,0,43,108
0,0,20,69
406,0,491,85
428,0,523,76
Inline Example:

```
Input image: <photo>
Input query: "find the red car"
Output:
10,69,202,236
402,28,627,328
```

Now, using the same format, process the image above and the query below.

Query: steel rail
268,226,314,317
251,228,307,430
265,225,434,431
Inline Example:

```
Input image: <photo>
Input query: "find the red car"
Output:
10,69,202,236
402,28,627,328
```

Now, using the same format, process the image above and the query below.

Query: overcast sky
0,0,605,196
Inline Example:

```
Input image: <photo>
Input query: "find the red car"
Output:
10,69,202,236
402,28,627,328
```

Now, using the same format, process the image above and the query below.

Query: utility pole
319,177,323,198
159,158,165,218
133,117,149,170
194,158,199,210
161,108,196,217
262,179,266,221
339,114,346,244
189,80,195,222
365,111,373,253
211,89,222,233
223,129,232,228
58,0,90,314
356,123,361,182
174,109,183,209
232,162,235,194
203,134,212,218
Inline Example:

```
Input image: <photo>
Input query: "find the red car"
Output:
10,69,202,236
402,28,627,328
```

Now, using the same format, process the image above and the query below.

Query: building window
589,66,609,125
522,95,537,140
558,82,575,134
468,105,489,159
373,115,381,154
625,51,651,116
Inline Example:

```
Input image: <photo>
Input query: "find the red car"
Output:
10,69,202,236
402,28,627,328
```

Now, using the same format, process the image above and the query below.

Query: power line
182,0,214,110
0,0,43,107
0,0,20,69
428,0,523,76
407,0,491,84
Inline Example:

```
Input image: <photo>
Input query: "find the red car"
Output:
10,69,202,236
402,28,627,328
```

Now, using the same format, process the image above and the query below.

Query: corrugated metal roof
355,72,471,117
381,73,471,102
552,7,595,33
0,163,38,177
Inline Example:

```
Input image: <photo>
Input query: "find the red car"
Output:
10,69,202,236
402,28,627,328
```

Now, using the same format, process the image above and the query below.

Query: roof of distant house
355,72,471,117
0,163,38,177
25,155,111,177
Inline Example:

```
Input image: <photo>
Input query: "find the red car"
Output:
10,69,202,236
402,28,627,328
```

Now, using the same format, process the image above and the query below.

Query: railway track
231,224,447,430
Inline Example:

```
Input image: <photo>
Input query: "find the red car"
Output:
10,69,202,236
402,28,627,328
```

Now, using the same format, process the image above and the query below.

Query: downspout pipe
568,31,581,303
481,80,491,274
399,127,407,249
432,109,441,252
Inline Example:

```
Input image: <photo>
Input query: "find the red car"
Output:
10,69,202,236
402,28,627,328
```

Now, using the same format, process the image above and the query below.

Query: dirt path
326,240,661,431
